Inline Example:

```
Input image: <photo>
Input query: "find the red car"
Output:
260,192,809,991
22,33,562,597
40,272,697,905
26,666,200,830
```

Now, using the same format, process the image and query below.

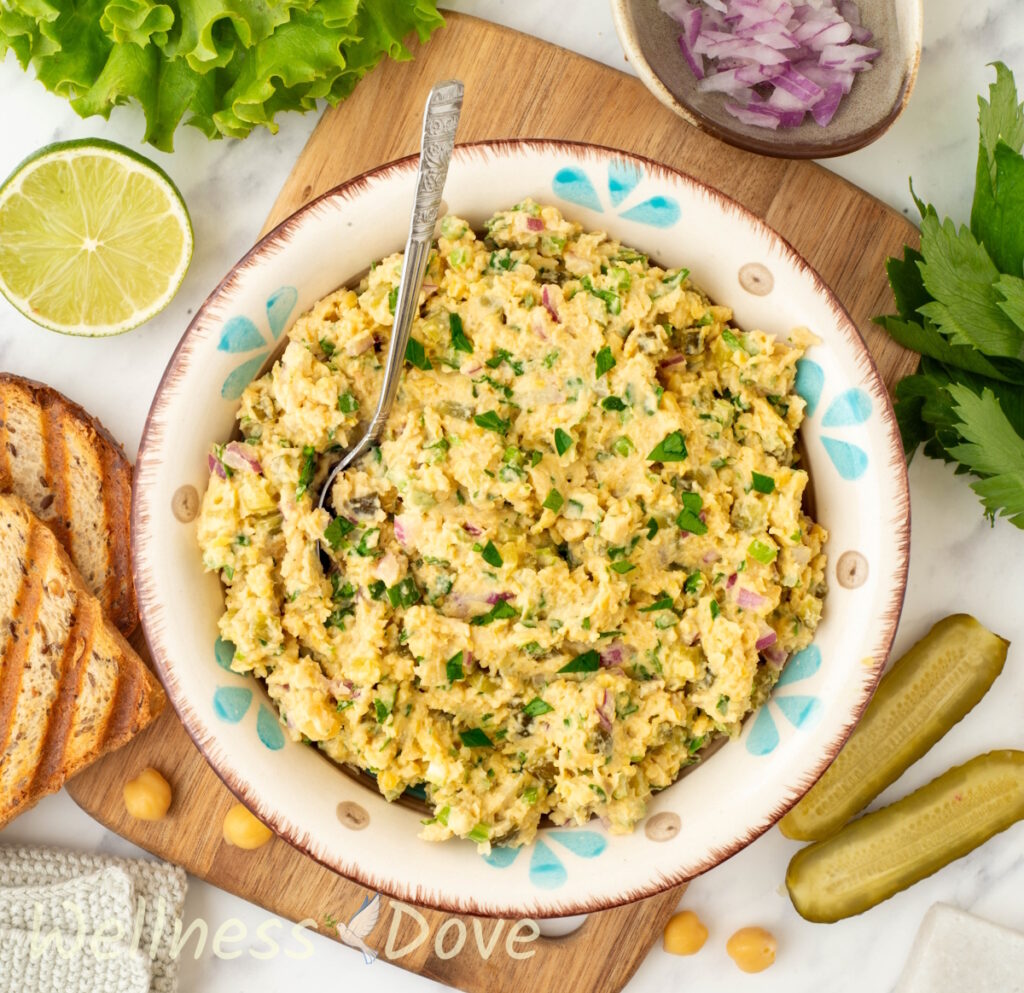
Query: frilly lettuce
0,0,444,150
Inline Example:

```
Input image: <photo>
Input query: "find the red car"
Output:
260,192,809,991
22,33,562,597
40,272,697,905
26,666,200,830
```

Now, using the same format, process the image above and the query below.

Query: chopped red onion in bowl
542,285,560,323
735,586,767,609
220,441,262,475
600,641,628,667
660,0,879,128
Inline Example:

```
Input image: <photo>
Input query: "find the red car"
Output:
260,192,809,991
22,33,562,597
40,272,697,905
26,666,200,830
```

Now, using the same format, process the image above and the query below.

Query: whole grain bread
0,493,164,829
0,374,137,635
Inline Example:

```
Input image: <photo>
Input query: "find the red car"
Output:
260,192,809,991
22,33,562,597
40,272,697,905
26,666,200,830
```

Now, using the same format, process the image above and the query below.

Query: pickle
779,614,1008,841
786,750,1024,922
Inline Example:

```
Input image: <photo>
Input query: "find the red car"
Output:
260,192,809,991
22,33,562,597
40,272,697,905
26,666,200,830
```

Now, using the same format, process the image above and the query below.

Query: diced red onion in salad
220,441,262,475
726,572,738,589
526,216,545,231
659,352,687,370
208,453,226,479
763,643,788,667
755,627,778,650
542,285,561,323
597,689,614,732
486,592,515,605
600,642,628,667
462,522,483,537
375,551,402,587
346,333,375,356
393,515,409,546
735,586,767,609
660,0,879,128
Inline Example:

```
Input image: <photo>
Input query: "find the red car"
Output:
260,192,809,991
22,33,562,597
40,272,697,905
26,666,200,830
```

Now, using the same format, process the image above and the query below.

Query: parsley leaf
295,445,316,499
542,489,564,512
459,728,493,748
554,428,573,455
595,346,616,378
558,650,600,674
978,61,1024,173
323,516,354,550
450,312,473,353
480,540,503,568
947,385,1024,527
523,697,554,717
446,651,465,682
471,600,518,626
876,314,1022,383
474,410,510,435
916,210,1024,359
647,431,687,462
406,338,433,370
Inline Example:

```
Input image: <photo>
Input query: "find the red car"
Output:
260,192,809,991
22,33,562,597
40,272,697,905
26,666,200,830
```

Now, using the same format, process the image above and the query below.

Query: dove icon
335,893,381,964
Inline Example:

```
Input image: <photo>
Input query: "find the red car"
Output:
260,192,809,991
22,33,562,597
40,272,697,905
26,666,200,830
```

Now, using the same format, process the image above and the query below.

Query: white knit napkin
0,845,187,993
894,903,1024,993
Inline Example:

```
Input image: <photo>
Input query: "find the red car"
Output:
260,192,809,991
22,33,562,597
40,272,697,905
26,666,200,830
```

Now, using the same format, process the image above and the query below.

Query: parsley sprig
877,63,1024,529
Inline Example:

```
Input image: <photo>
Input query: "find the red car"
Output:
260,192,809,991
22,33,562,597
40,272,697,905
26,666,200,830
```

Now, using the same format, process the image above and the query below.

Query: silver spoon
317,79,464,523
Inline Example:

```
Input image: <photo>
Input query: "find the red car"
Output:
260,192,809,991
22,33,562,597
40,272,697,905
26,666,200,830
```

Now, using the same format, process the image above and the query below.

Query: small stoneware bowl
136,140,909,918
610,0,923,158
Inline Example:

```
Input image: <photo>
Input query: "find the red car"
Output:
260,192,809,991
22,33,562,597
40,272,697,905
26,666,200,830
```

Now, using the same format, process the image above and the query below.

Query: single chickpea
663,910,709,956
123,767,172,821
223,803,273,850
726,926,777,973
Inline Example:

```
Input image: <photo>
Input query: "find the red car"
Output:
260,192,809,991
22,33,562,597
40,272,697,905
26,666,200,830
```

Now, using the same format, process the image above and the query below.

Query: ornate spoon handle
318,80,464,512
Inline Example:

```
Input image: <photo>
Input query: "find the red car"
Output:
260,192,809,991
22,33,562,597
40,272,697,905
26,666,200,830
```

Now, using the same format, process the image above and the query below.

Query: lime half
0,139,193,336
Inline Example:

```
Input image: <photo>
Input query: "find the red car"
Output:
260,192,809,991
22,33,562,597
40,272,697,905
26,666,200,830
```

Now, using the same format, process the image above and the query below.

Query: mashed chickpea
198,201,827,851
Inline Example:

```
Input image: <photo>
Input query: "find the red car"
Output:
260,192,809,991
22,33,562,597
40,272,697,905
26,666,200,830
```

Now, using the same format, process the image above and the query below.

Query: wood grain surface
67,12,918,993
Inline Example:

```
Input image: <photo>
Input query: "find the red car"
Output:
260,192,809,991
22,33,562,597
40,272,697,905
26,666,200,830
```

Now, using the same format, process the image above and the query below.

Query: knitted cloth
0,845,187,993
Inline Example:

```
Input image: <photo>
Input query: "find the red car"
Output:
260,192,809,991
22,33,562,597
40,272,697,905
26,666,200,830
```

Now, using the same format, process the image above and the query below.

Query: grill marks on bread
0,494,163,828
0,374,136,634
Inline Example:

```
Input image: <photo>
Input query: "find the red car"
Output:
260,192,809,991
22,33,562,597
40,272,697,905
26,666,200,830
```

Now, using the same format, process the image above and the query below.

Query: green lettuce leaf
0,0,444,149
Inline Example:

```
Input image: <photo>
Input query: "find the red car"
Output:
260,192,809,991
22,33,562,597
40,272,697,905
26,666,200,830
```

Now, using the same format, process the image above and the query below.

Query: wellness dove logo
333,894,381,964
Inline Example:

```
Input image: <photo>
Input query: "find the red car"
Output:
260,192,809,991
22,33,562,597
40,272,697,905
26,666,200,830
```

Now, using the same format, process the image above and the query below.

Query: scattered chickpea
223,803,273,850
663,910,709,956
726,926,777,973
123,767,172,821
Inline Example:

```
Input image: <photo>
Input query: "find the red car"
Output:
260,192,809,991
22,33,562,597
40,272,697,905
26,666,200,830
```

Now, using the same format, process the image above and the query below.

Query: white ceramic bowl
136,140,909,918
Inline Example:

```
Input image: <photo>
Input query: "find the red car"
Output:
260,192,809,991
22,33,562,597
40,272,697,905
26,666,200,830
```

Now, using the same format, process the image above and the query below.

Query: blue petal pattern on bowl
212,637,285,751
796,360,872,480
553,161,681,228
746,645,823,756
219,286,297,400
483,828,607,888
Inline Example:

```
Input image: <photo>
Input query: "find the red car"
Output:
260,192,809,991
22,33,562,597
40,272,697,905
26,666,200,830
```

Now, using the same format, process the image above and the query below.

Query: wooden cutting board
67,12,919,993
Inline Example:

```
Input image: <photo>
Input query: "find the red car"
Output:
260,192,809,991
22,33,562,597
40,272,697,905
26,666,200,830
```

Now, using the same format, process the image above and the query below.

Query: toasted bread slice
0,493,164,829
0,374,136,635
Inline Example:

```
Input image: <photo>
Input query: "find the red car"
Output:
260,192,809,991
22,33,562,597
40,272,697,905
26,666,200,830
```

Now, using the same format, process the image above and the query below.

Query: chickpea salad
197,200,828,850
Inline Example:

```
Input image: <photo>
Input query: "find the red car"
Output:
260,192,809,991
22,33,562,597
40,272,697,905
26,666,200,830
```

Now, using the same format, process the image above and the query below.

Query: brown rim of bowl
608,0,923,160
132,138,910,918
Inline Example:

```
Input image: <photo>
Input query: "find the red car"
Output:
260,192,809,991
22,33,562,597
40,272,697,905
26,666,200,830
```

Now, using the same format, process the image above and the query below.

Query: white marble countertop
1,2,1023,991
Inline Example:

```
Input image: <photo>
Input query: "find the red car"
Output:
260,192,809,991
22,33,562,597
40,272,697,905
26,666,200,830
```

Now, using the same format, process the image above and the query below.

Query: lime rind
0,139,193,337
